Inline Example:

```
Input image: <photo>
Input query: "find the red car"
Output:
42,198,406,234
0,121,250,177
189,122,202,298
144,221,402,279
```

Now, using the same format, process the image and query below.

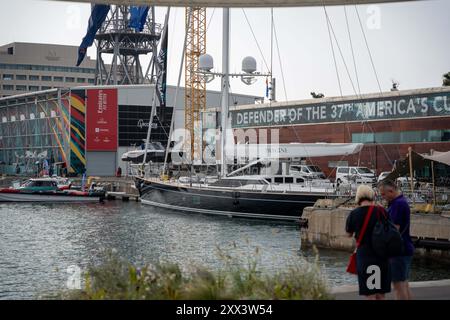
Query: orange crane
184,7,206,162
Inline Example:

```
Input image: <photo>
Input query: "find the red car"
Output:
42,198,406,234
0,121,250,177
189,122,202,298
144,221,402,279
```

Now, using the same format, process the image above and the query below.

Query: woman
346,185,391,300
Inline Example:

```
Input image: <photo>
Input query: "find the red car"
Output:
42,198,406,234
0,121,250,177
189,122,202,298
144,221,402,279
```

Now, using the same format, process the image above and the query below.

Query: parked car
335,166,376,184
289,164,326,180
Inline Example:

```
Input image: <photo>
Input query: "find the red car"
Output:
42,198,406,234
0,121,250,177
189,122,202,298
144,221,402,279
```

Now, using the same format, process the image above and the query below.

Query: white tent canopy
51,0,421,7
423,151,450,167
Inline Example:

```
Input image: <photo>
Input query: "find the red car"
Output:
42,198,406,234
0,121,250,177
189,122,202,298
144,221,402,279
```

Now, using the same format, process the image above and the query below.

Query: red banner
86,89,118,151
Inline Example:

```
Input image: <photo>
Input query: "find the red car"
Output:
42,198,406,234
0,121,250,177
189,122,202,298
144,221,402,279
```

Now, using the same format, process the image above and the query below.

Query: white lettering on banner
397,99,406,115
231,93,450,127
97,90,108,114
434,96,443,112
407,99,416,114
237,113,243,125
421,98,428,113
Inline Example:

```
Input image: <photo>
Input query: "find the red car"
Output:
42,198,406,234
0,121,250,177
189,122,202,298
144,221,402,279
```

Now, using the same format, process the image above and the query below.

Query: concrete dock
332,279,450,300
301,200,450,254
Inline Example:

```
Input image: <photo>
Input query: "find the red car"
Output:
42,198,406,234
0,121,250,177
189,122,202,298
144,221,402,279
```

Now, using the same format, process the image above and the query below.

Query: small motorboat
0,177,105,203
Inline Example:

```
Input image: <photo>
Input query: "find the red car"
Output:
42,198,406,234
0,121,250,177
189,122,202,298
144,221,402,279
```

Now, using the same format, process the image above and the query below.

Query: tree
443,72,450,86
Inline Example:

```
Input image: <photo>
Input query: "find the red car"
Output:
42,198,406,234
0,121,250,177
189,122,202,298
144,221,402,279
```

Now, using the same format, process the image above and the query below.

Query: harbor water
1,201,449,299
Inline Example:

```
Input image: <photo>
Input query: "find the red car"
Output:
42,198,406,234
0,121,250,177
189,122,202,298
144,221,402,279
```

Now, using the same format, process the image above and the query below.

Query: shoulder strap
356,205,375,248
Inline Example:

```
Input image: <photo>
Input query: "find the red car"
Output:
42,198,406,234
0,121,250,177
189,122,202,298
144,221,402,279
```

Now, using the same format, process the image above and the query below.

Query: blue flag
129,6,150,32
76,4,110,66
156,27,168,108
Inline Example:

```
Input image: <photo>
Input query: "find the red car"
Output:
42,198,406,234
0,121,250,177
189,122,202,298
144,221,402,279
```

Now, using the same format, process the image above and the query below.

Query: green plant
55,245,332,300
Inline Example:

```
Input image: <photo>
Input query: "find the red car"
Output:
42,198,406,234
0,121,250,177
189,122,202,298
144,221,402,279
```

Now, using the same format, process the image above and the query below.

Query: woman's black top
346,205,391,295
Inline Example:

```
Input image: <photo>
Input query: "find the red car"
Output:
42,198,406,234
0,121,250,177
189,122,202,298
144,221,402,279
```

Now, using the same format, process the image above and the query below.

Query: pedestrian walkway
332,279,450,300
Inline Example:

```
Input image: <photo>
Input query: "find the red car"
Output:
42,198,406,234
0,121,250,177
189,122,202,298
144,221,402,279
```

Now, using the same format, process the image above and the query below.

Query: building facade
224,86,450,178
0,42,96,97
0,84,260,176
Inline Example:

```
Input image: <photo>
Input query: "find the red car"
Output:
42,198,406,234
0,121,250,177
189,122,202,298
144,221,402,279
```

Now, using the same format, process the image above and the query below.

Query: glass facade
118,105,173,148
0,90,70,175
29,75,40,81
42,76,52,81
352,129,450,144
16,75,27,80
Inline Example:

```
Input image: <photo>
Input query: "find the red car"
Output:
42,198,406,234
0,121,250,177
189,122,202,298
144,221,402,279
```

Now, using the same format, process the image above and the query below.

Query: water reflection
0,201,448,299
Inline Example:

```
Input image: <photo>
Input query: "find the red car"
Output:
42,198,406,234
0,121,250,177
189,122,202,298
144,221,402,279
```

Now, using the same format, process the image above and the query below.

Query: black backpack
371,206,404,258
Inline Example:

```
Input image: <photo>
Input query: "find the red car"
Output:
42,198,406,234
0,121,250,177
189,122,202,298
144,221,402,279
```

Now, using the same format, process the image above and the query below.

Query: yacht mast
220,8,230,177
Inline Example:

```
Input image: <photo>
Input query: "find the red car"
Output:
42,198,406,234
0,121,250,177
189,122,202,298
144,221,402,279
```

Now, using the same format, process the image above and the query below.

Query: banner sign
231,92,450,128
86,89,118,151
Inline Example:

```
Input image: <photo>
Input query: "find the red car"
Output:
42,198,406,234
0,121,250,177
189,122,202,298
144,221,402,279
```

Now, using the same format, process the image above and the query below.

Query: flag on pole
76,4,110,66
129,6,150,32
156,26,168,108
265,78,269,98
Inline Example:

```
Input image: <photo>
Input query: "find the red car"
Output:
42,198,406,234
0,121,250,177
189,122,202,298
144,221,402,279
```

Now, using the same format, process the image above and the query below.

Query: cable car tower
95,5,162,85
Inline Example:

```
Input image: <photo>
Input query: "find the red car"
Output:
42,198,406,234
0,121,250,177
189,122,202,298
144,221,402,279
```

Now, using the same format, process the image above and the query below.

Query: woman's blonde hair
355,184,375,205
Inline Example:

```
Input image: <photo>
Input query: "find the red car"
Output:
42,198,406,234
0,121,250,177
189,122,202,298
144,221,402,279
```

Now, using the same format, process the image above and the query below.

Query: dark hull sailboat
135,176,336,222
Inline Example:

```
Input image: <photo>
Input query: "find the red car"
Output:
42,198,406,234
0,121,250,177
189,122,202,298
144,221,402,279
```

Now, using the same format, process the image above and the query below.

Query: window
7,47,13,55
77,78,85,83
16,85,27,91
42,76,52,81
16,75,27,80
2,85,14,91
337,168,349,174
88,78,95,84
65,77,75,82
29,75,39,81
350,168,358,175
352,129,450,144
29,86,39,91
285,177,294,184
308,166,322,173
274,177,284,184
357,167,372,174
296,178,305,184
53,76,63,82
41,86,52,90
2,74,14,80
352,133,375,143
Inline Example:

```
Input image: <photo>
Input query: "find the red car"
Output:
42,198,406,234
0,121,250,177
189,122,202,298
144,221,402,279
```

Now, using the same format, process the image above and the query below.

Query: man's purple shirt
388,194,414,256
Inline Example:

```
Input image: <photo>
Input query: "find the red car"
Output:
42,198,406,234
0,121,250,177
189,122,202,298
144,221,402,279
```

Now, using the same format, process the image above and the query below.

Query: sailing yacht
135,142,362,222
134,7,367,222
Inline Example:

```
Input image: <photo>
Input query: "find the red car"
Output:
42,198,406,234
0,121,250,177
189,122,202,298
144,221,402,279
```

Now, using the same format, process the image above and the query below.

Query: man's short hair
378,179,398,190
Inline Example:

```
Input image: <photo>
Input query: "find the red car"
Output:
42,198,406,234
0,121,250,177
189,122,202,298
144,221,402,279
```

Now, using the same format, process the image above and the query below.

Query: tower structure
95,5,162,85
184,7,207,161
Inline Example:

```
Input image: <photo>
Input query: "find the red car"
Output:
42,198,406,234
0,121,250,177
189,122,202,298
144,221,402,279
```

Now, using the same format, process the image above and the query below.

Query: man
378,179,415,300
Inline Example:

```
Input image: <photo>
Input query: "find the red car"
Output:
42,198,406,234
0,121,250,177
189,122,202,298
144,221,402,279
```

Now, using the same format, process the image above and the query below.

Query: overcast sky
0,0,449,101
